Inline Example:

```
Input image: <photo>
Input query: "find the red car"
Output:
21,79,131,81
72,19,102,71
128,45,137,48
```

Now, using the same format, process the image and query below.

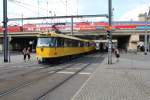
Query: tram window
72,40,78,47
90,42,95,46
77,41,80,47
78,42,81,47
63,39,80,47
71,40,75,47
80,42,84,47
84,42,87,47
37,37,56,47
56,37,64,47
87,42,90,46
84,42,88,47
76,40,79,47
68,39,73,47
64,39,68,47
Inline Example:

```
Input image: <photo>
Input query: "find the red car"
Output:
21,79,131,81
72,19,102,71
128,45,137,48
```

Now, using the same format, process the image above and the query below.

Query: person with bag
22,47,27,62
114,48,120,62
26,47,31,61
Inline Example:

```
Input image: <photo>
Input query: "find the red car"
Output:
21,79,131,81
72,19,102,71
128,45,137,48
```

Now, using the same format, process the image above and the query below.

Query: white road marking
66,68,82,70
56,71,91,75
58,71,75,74
79,72,91,75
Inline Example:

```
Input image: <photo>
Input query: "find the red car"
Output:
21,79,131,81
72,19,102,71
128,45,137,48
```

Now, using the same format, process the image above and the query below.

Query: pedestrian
26,47,31,61
22,47,27,62
114,48,120,62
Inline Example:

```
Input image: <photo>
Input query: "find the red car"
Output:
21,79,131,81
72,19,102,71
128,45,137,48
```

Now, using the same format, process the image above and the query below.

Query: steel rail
36,53,104,100
0,62,81,97
36,63,91,100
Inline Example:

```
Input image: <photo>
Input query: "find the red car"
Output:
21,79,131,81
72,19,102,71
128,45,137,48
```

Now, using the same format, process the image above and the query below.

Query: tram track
36,53,105,100
36,63,92,100
0,56,82,80
0,54,82,76
0,63,50,81
0,53,105,100
0,58,83,98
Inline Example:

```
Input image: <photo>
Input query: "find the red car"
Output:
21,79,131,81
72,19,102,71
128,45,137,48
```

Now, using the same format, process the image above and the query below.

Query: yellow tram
36,32,95,63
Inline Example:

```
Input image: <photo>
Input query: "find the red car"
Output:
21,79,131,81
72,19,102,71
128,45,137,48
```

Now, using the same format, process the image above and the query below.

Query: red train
0,21,150,32
0,25,23,32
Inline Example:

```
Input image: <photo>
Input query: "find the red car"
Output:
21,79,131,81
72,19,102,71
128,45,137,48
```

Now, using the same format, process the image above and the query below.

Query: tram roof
38,32,93,42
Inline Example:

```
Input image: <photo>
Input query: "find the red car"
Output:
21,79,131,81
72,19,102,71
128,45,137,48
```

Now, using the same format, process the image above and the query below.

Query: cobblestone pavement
71,53,150,100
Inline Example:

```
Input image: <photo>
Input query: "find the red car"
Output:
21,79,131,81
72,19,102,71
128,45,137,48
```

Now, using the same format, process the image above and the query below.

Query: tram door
96,42,106,52
55,37,64,57
54,38,57,56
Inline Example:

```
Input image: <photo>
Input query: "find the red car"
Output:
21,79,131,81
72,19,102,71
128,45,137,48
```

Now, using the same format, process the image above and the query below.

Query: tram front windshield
37,37,56,47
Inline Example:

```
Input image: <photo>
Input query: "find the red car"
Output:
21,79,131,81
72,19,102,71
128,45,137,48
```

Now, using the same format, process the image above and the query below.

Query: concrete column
127,34,139,51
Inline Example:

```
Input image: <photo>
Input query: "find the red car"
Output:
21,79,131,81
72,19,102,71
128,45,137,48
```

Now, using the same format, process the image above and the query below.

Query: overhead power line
59,0,72,15
9,0,47,11
59,0,66,5
8,0,49,16
10,1,45,16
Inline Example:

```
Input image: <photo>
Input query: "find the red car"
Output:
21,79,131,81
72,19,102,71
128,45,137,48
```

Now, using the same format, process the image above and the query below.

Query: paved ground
71,53,150,100
43,53,105,100
0,52,105,100
1,52,150,100
0,53,37,65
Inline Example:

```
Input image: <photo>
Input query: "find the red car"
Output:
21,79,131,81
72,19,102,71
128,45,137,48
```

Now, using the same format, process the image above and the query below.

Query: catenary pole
3,0,8,62
144,12,148,55
71,17,73,35
144,7,150,55
108,0,112,64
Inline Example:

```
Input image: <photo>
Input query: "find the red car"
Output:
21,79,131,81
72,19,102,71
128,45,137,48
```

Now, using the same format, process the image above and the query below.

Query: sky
0,0,150,25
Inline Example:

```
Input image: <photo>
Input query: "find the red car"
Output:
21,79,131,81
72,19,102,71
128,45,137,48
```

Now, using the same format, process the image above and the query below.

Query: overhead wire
10,2,45,17
9,0,49,11
59,0,73,15
8,0,49,17
59,0,66,5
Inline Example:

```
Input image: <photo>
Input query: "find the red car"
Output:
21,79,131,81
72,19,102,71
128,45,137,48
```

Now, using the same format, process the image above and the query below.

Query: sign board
105,26,112,30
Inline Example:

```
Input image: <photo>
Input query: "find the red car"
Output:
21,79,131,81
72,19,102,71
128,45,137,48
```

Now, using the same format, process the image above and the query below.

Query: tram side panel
36,33,95,63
